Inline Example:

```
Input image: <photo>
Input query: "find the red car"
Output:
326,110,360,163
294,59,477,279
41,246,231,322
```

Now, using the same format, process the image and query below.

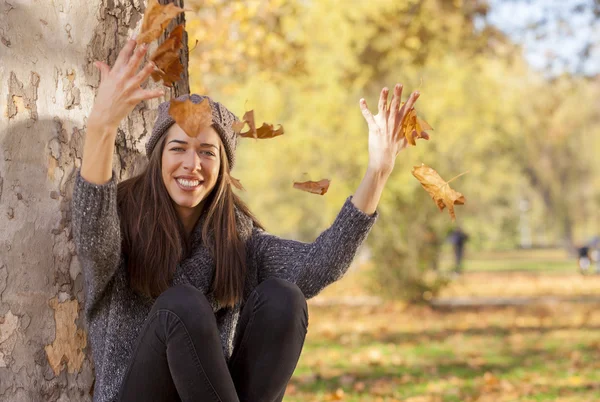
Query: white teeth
177,178,200,188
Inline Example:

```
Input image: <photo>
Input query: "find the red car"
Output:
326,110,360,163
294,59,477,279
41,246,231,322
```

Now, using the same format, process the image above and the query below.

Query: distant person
448,227,469,274
578,236,600,274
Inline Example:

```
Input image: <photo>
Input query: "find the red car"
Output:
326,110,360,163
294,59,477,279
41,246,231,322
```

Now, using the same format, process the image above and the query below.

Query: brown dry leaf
353,381,366,392
137,0,185,45
150,24,184,87
399,103,433,146
234,110,284,139
168,97,213,138
293,179,331,195
411,164,466,221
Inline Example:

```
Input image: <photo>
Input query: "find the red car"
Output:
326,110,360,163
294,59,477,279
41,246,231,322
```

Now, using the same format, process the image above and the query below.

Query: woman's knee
254,278,308,327
152,284,213,322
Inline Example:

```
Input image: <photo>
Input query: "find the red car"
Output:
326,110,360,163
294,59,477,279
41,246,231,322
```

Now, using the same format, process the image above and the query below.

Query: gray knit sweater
71,170,377,402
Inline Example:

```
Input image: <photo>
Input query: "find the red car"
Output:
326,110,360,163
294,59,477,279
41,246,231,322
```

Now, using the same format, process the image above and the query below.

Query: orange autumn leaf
168,97,213,138
150,24,184,87
233,110,255,136
411,164,466,221
137,0,185,45
233,110,284,139
399,103,433,146
293,179,331,195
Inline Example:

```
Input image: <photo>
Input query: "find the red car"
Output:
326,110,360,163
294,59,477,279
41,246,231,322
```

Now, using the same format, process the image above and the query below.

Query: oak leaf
137,0,185,45
150,24,184,87
233,110,284,139
293,179,331,195
168,97,213,138
411,164,466,221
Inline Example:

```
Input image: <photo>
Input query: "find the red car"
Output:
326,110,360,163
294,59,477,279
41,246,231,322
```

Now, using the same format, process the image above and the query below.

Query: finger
132,87,166,102
389,83,403,113
377,87,389,115
421,132,430,140
128,61,156,89
360,98,377,128
113,38,138,72
401,91,420,118
399,137,408,151
124,43,149,78
93,61,110,82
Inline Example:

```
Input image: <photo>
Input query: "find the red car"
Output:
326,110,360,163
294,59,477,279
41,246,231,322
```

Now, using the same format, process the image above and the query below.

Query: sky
483,0,599,76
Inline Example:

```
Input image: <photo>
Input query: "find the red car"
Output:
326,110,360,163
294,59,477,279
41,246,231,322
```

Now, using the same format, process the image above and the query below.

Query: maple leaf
137,0,185,45
233,110,284,139
150,24,185,87
399,103,433,146
411,164,466,221
168,97,213,138
293,179,331,195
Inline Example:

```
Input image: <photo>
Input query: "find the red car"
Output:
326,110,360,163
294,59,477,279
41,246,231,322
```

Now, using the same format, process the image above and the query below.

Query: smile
176,178,203,190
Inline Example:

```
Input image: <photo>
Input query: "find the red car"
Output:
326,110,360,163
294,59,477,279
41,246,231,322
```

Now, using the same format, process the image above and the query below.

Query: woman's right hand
89,38,165,130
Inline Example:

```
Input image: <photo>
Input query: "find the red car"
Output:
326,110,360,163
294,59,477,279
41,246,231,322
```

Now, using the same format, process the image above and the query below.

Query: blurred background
185,0,600,400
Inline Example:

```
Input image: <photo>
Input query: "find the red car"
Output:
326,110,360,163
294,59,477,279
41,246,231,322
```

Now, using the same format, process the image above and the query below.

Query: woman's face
161,123,221,218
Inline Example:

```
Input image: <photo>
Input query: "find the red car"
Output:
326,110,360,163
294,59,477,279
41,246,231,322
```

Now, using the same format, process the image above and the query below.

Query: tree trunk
0,1,188,400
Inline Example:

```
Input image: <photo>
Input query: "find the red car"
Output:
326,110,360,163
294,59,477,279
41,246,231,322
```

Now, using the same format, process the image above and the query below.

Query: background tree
187,0,599,301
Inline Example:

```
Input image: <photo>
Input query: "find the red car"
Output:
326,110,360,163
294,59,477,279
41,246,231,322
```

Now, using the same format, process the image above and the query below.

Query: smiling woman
73,38,420,402
161,125,221,230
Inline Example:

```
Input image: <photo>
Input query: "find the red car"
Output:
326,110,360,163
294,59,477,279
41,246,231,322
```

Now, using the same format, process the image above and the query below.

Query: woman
73,38,420,402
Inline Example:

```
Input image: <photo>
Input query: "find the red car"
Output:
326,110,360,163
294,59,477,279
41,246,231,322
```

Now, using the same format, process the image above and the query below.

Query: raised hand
89,38,165,130
359,84,421,175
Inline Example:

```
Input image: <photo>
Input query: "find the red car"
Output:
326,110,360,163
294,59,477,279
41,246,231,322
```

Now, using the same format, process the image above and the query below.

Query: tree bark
0,1,188,400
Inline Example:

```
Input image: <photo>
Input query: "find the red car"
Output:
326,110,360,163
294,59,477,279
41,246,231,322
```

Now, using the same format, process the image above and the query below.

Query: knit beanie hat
146,94,240,169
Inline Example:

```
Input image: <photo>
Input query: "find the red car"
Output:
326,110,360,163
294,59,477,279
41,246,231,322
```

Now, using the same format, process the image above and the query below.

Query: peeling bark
44,299,87,376
0,1,189,400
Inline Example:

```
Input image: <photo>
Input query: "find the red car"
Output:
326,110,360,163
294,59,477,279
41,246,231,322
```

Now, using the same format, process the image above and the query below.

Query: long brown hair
117,130,263,307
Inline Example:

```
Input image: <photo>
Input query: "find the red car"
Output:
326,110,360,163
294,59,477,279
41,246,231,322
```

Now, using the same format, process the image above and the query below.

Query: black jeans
116,278,309,402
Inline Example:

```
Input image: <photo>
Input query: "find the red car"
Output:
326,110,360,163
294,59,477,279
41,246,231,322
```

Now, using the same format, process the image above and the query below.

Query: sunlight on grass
286,249,600,401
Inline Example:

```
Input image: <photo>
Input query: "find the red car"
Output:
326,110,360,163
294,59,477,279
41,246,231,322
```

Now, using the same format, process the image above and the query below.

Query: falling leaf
168,97,213,138
137,0,185,45
411,164,466,221
233,110,284,139
149,24,184,87
233,110,255,136
293,179,331,195
398,103,433,146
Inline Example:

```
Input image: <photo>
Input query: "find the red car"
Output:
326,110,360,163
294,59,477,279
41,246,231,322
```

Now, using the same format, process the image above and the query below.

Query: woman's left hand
360,84,422,176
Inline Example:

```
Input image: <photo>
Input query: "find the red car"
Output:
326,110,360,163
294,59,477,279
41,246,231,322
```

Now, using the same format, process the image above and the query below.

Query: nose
182,150,201,172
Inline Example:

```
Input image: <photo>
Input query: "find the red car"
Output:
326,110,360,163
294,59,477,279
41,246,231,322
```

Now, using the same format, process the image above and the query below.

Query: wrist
88,108,120,132
366,161,394,178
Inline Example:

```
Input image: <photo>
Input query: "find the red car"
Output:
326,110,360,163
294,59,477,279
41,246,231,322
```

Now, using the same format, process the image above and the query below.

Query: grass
284,248,600,402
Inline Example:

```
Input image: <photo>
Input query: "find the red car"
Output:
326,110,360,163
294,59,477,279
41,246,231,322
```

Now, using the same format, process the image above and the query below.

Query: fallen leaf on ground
412,164,466,221
293,179,331,195
233,110,284,139
137,0,185,45
149,24,184,87
168,97,212,138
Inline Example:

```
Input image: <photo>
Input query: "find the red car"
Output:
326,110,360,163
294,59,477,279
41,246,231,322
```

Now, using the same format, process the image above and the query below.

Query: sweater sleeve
253,196,377,299
71,169,122,317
